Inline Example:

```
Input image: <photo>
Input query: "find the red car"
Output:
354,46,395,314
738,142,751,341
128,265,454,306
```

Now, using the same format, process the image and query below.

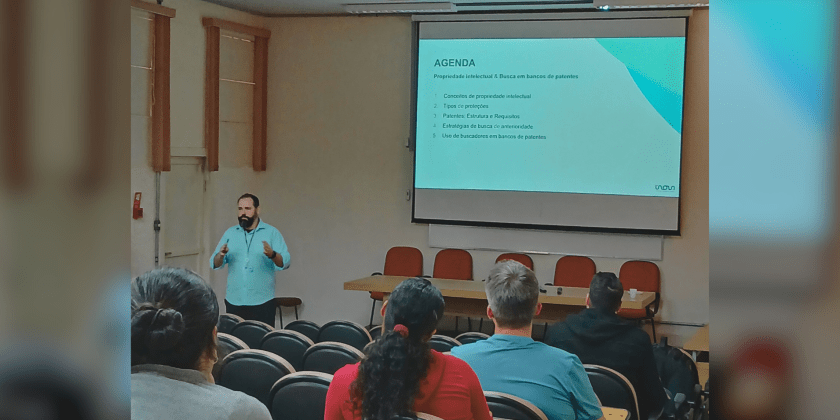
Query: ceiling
197,0,600,16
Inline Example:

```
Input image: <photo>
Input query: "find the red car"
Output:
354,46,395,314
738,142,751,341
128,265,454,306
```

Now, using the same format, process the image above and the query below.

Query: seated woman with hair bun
325,277,492,420
131,267,270,420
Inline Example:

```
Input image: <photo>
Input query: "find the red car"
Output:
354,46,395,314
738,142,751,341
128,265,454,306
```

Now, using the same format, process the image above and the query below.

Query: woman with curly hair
325,277,492,420
131,267,270,420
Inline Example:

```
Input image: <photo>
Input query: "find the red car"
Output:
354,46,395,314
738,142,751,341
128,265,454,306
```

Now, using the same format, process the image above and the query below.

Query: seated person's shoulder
228,389,272,420
439,350,474,370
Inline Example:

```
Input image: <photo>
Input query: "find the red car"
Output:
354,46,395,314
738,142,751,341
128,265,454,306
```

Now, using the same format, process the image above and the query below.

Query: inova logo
655,185,676,191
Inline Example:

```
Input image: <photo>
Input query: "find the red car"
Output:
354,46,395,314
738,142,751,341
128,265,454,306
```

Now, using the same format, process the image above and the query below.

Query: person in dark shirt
544,272,667,420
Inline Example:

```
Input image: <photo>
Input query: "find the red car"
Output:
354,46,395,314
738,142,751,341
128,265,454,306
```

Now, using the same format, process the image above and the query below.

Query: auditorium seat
301,342,364,375
285,320,320,343
428,334,461,353
260,329,314,372
370,246,424,326
366,324,383,341
584,364,640,420
218,313,244,335
483,391,549,420
213,333,249,382
317,320,372,351
216,349,295,406
455,332,490,345
269,371,333,420
230,320,274,349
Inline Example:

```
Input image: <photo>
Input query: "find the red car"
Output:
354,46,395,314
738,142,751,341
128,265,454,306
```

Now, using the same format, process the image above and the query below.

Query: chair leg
467,317,472,331
369,300,377,327
294,305,299,320
650,318,657,343
479,318,483,332
278,307,284,329
455,316,459,333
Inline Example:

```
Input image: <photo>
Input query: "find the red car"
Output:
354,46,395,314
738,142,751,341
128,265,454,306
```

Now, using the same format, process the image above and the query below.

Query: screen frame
410,14,691,236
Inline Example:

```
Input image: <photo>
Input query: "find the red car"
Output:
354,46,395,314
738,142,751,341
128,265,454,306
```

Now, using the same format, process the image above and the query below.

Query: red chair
433,249,473,332
553,255,596,288
433,248,473,280
617,260,661,342
369,246,423,326
495,253,534,270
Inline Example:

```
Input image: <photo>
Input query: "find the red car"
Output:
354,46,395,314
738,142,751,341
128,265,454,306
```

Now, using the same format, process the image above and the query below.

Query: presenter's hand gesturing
262,241,275,258
219,243,229,256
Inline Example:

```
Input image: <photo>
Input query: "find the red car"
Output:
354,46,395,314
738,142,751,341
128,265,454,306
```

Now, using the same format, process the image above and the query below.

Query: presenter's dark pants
225,299,275,327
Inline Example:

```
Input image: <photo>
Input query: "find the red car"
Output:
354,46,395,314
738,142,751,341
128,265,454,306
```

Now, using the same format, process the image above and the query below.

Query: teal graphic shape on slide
596,38,685,134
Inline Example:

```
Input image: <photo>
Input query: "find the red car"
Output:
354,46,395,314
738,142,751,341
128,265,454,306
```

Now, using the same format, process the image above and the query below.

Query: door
162,156,208,278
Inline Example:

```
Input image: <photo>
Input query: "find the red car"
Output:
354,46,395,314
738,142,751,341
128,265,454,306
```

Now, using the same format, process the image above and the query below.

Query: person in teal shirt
210,193,290,326
451,260,604,420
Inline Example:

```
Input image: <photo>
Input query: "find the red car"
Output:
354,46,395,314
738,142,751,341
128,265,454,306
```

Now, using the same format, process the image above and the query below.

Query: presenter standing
211,193,290,326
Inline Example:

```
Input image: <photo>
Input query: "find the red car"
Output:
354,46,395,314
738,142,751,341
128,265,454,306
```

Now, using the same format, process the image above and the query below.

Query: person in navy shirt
210,193,290,326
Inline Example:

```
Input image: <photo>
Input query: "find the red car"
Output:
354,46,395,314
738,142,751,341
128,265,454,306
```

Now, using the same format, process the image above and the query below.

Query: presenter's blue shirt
210,221,290,306
451,334,603,420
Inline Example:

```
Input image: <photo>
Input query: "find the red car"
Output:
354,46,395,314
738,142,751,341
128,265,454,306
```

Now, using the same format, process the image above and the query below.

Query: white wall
131,4,708,344
131,0,267,288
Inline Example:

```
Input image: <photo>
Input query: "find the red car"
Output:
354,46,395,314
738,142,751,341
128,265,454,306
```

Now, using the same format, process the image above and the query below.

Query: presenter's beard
238,215,255,229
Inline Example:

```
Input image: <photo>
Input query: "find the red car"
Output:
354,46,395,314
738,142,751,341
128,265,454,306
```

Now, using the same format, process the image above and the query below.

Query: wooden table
345,276,656,322
602,407,630,419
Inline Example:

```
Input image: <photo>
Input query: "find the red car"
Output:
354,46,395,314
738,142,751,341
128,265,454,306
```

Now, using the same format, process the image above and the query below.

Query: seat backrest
383,246,424,277
366,324,383,341
584,364,640,420
213,333,249,382
652,343,701,412
496,253,534,270
301,342,364,375
217,349,295,406
618,260,661,293
317,320,372,351
230,320,274,349
428,335,461,353
553,255,596,288
285,320,320,343
454,332,490,345
433,248,473,280
260,330,314,372
269,371,333,420
218,313,244,334
484,391,549,420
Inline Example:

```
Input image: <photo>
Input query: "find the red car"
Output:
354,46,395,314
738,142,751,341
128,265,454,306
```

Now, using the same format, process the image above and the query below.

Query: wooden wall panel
151,14,171,172
253,37,268,171
204,25,220,172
